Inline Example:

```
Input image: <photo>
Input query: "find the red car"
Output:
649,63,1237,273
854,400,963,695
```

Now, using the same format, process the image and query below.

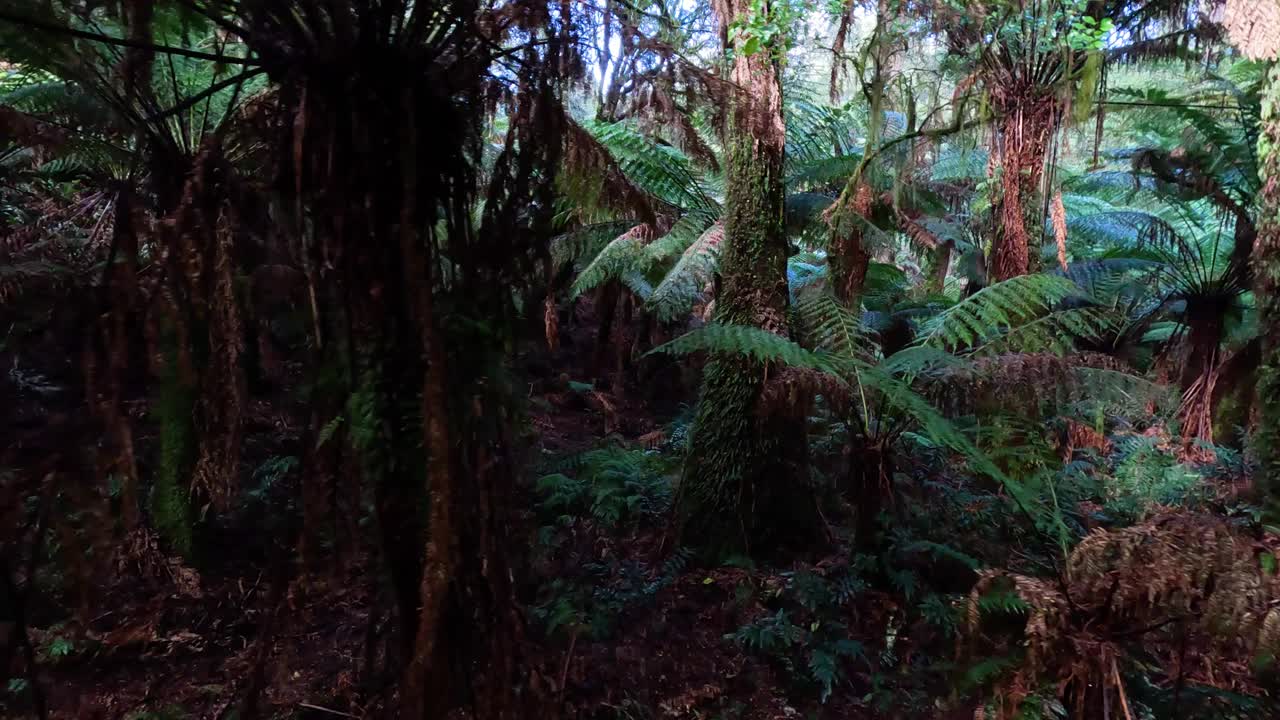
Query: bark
1255,60,1280,525
679,0,816,555
929,241,952,294
831,182,874,306
990,93,1058,281
592,281,621,380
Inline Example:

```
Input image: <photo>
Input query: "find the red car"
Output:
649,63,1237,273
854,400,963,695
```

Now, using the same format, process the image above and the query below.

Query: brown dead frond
925,352,1126,417
759,366,848,420
966,513,1280,717
562,111,660,225
1051,192,1068,272
1224,0,1280,61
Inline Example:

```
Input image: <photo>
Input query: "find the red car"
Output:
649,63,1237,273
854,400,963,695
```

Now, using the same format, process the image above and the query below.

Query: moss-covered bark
1255,61,1280,525
678,1,814,556
152,341,196,558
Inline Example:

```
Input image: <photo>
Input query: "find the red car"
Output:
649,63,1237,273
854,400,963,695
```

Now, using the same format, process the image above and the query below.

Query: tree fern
651,325,1023,501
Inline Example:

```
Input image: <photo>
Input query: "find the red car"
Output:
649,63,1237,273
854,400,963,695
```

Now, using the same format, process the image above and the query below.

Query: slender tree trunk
592,281,621,380
1255,60,1280,524
679,0,815,555
929,241,952,294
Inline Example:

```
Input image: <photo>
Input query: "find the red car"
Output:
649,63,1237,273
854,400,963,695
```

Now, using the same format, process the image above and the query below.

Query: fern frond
788,255,829,300
550,221,634,269
643,211,717,266
569,224,651,298
972,308,1119,356
794,291,871,360
588,121,719,214
646,223,723,322
930,146,988,184
880,346,972,379
649,323,830,370
920,275,1085,351
786,154,865,190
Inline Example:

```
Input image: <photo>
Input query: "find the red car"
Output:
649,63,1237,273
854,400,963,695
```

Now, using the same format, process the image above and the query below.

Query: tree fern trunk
928,241,952,294
990,95,1057,281
1255,60,1280,525
831,181,873,306
678,1,815,556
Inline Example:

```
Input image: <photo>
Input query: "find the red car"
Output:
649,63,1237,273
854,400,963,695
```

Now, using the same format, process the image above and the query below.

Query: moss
151,346,197,559
679,85,815,557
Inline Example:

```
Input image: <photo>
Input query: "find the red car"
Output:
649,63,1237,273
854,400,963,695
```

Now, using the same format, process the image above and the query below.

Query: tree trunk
831,181,874,306
849,440,893,548
1254,60,1280,524
678,1,815,556
929,241,952,294
990,94,1058,281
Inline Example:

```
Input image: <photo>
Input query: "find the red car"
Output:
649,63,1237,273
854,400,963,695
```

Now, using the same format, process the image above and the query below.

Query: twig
0,10,261,66
1111,657,1134,720
297,703,359,718
559,627,580,701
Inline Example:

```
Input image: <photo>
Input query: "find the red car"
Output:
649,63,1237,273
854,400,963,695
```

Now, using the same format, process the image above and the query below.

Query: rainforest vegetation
2,0,1280,718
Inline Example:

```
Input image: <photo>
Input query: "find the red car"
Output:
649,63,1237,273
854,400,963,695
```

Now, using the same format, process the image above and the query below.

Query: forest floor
10,301,893,720
10,297,1268,719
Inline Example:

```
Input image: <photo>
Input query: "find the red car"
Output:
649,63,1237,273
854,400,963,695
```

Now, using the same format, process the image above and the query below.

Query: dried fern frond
1224,0,1280,61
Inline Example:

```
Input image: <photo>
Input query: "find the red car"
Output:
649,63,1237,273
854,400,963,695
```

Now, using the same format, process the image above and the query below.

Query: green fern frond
786,154,865,190
588,121,719,213
643,211,717,265
569,224,650,298
794,291,871,360
930,146,988,184
788,255,829,300
649,323,830,370
879,346,972,380
550,221,634,269
920,275,1085,351
646,223,723,322
972,307,1119,356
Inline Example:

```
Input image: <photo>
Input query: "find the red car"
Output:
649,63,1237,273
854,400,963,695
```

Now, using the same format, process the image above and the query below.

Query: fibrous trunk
990,92,1058,281
679,0,814,555
831,181,874,305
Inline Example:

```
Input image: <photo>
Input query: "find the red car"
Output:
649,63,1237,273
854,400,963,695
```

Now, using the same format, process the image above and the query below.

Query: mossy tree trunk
1255,60,1280,525
678,1,815,556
